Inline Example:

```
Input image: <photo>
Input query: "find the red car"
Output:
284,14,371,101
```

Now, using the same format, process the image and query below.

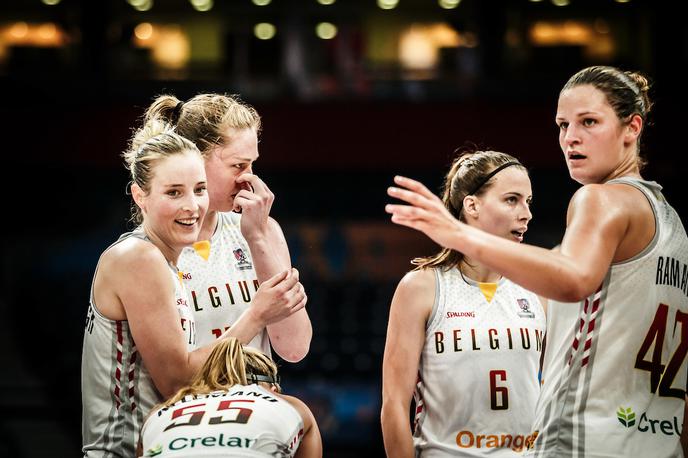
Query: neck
142,224,181,266
459,258,501,283
602,151,642,183
199,209,219,241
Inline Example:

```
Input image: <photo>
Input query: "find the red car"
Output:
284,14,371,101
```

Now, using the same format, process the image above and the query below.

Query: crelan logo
617,406,636,427
616,405,682,436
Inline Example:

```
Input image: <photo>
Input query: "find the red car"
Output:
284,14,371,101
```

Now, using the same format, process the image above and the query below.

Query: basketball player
386,66,688,457
140,94,311,362
138,337,322,457
381,149,545,456
82,119,305,457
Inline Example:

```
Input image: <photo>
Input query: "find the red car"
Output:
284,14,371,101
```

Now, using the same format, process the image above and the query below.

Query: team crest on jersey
517,298,535,318
233,248,253,271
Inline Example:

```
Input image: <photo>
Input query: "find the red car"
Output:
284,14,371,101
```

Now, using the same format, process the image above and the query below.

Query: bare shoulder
391,268,436,318
567,183,635,226
397,268,436,295
279,393,315,424
99,237,169,284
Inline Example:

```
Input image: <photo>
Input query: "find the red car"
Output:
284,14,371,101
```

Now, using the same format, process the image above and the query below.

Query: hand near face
249,268,307,326
386,175,463,249
233,173,275,242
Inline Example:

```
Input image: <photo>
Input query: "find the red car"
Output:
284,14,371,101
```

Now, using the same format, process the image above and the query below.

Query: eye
195,184,207,195
558,121,569,130
166,189,180,197
506,196,518,204
583,118,596,127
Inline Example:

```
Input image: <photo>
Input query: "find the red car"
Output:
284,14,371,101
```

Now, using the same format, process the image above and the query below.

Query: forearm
249,223,312,361
381,403,415,458
247,237,290,283
456,224,597,301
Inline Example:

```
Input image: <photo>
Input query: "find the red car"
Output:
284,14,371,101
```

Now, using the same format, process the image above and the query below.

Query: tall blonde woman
82,119,304,457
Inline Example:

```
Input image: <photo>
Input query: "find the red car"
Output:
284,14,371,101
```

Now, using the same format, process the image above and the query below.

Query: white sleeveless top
140,384,304,457
414,267,545,456
82,229,196,457
178,212,270,354
528,178,688,458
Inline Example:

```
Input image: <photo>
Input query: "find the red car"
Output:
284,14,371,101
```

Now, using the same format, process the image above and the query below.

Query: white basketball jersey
178,212,270,354
528,178,688,458
414,268,545,456
82,229,196,457
140,384,304,457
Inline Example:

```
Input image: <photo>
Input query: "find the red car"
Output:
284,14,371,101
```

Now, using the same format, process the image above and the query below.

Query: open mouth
511,230,525,241
568,153,586,160
176,217,198,227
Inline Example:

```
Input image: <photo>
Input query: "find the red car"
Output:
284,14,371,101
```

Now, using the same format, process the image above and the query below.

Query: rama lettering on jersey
655,256,688,298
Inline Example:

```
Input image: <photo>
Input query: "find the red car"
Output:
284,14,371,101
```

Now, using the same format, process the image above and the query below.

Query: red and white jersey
140,384,304,458
178,211,270,354
414,267,545,456
82,229,196,457
528,178,688,458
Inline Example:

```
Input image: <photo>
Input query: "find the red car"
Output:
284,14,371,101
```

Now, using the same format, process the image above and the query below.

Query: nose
181,194,200,213
563,123,580,147
520,202,532,223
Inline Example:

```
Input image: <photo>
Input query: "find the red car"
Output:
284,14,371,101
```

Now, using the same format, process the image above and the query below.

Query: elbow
271,323,313,362
156,379,184,399
555,272,601,303
152,369,193,399
273,334,311,363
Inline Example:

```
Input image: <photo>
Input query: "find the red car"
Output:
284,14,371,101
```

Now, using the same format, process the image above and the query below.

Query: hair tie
468,162,521,195
171,100,185,125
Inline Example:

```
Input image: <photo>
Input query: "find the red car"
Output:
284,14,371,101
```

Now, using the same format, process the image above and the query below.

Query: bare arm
105,242,302,398
281,394,323,458
387,176,630,302
381,269,434,458
235,173,312,362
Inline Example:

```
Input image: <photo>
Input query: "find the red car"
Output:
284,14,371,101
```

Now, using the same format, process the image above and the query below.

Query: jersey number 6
490,370,509,410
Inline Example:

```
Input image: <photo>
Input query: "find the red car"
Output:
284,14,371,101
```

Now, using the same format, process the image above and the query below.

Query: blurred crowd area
1,0,687,456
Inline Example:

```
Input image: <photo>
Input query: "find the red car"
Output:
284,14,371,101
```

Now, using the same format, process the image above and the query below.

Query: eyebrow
503,192,532,199
233,154,258,162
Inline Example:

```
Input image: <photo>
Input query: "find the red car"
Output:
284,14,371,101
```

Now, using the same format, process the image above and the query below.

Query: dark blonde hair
122,118,201,224
562,65,653,169
413,149,527,271
162,337,280,408
143,93,261,157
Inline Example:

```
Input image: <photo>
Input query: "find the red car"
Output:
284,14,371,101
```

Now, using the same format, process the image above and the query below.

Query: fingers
393,175,436,199
387,185,436,209
236,173,272,198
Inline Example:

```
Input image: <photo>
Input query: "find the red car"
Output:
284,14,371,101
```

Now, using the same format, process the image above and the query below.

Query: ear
131,183,147,214
624,113,643,144
462,195,480,220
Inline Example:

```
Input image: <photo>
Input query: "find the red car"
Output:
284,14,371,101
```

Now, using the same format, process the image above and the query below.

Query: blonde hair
413,149,527,271
122,118,201,224
163,337,280,408
143,93,261,157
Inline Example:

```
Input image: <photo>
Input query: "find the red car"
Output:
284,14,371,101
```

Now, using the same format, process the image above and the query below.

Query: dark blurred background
1,0,685,456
